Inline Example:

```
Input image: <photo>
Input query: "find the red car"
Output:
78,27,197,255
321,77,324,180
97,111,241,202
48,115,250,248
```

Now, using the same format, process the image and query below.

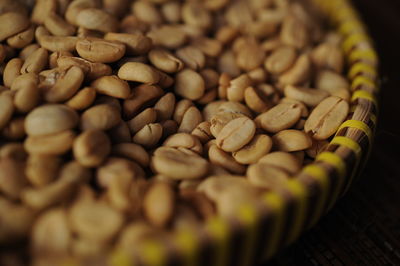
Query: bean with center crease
216,117,256,152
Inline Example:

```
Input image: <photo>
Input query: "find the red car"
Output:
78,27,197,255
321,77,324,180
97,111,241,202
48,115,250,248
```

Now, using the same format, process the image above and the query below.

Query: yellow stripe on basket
351,75,377,92
109,250,134,266
337,120,372,145
205,217,230,266
351,90,378,108
285,179,307,245
261,192,285,259
141,241,166,266
175,229,199,266
339,19,365,35
330,136,362,160
316,152,346,210
61,258,81,266
302,165,330,228
348,49,378,64
342,33,371,53
236,204,258,266
348,62,377,79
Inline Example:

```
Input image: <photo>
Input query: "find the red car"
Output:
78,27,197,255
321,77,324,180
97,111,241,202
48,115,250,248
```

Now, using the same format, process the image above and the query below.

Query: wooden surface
264,0,400,265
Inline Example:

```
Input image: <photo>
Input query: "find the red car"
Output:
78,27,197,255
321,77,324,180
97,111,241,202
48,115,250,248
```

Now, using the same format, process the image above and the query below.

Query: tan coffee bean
279,97,309,117
272,129,312,152
11,72,38,91
76,38,126,63
218,50,241,78
227,74,253,102
75,8,118,32
0,143,27,162
36,26,79,52
311,43,344,73
81,104,121,131
244,86,271,113
197,175,254,202
105,32,152,56
31,208,71,255
259,103,302,133
210,111,244,138
259,152,301,175
163,133,203,154
232,134,273,164
91,75,130,99
208,145,246,174
192,37,223,58
236,41,265,71
154,93,175,121
44,66,85,103
202,100,225,121
265,46,297,74
216,117,256,152
315,70,350,95
111,143,149,167
3,58,23,87
132,0,163,24
191,121,212,144
97,158,138,189
152,147,209,179
173,99,193,123
178,106,203,133
175,69,205,100
304,96,349,140
1,117,25,140
247,163,290,190
14,84,40,113
0,12,30,42
25,104,78,136
279,54,312,86
160,119,178,139
143,181,175,228
284,84,330,107
149,48,183,73
31,0,57,24
280,16,309,49
118,62,160,84
57,56,113,81
0,0,29,16
26,154,62,187
133,123,163,147
175,46,205,70
66,87,97,111
127,108,157,134
44,13,76,37
161,1,181,23
73,130,111,167
25,130,76,155
69,199,124,242
217,101,252,117
247,67,268,85
0,158,27,199
147,25,187,49
0,92,14,130
6,25,35,49
123,84,164,118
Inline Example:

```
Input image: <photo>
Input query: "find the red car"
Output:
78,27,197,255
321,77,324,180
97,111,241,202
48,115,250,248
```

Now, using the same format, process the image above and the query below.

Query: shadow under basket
59,0,379,265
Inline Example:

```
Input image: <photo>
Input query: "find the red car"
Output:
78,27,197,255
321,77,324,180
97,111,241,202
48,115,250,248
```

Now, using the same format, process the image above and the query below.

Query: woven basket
63,0,378,265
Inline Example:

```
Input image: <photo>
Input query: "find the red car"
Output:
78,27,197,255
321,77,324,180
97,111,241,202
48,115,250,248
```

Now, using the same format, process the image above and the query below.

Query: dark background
264,0,400,265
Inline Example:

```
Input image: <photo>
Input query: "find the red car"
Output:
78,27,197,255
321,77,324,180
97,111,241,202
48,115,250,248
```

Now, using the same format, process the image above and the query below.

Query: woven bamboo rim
63,0,379,265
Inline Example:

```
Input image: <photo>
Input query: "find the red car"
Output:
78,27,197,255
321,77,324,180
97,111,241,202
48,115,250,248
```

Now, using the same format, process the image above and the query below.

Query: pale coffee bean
118,62,160,84
247,163,290,190
236,41,265,71
105,32,153,55
3,58,23,87
14,83,40,113
73,130,111,167
66,87,97,111
176,46,205,70
75,8,119,32
111,143,150,167
178,106,203,133
280,16,309,49
259,103,302,133
76,38,126,63
192,37,223,58
132,0,163,25
0,158,27,199
154,92,176,121
175,69,205,100
216,117,256,152
191,121,212,144
0,143,27,161
232,134,273,164
272,129,312,152
227,74,253,102
0,12,30,42
0,92,14,130
143,182,175,228
311,43,344,73
81,104,121,131
265,46,297,75
91,75,131,99
133,123,163,148
25,104,78,136
44,13,76,37
217,101,252,117
26,155,62,187
304,96,349,140
210,111,244,138
147,25,187,49
284,85,329,107
21,48,48,74
7,25,35,49
315,70,350,95
279,54,311,86
152,147,209,179
24,130,76,155
208,145,246,174
258,152,301,175
127,108,157,134
1,117,26,140
149,48,183,73
163,133,203,154
244,86,271,113
123,84,163,118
